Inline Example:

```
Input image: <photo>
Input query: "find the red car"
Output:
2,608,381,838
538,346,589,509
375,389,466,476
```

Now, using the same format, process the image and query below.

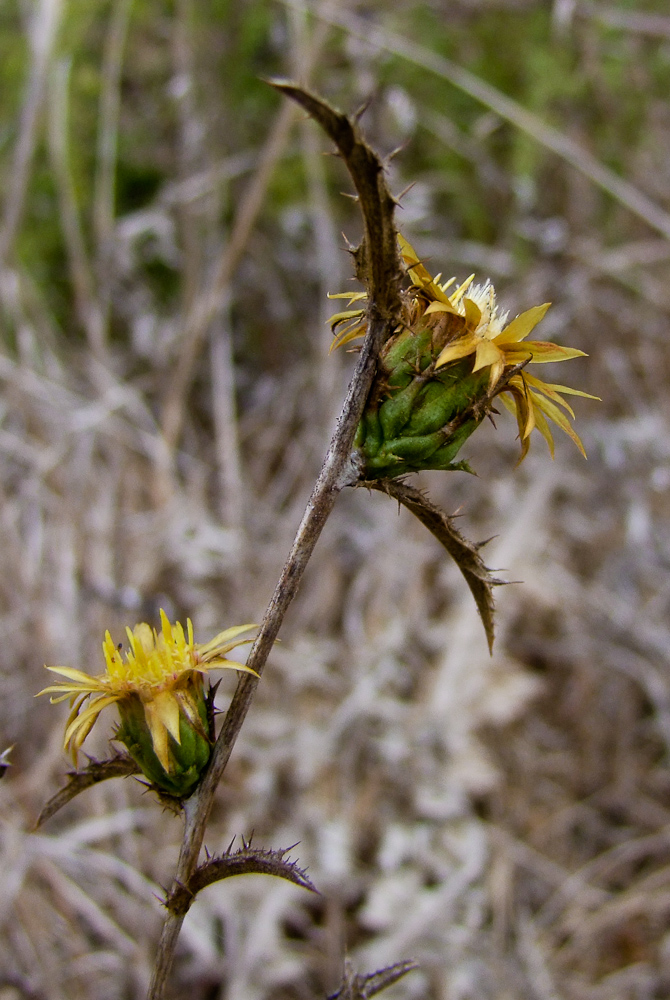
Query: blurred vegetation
3,0,668,362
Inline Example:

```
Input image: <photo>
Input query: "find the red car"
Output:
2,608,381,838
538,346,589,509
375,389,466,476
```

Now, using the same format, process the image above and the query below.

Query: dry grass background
1,1,670,998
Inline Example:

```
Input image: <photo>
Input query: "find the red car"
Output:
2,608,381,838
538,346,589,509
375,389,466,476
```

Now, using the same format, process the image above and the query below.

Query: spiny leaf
328,958,419,999
165,840,318,916
34,752,140,828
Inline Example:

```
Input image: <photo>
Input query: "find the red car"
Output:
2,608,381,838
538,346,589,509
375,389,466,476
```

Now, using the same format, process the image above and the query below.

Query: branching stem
147,85,401,1000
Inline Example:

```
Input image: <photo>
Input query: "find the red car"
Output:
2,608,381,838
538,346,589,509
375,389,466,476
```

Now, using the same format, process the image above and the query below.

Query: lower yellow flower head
39,610,258,795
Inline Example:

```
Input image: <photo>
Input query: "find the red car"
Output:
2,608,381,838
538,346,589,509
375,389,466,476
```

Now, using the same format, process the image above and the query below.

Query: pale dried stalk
147,84,402,999
296,2,670,242
47,61,107,357
0,0,63,268
160,20,331,455
172,0,207,308
582,2,670,39
210,316,246,530
160,98,297,453
94,0,133,334
289,2,346,362
169,0,247,529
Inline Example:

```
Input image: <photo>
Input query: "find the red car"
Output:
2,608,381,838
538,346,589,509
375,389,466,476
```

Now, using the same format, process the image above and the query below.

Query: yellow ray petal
65,693,90,730
329,308,366,326
505,341,586,364
531,391,587,457
449,274,475,305
197,624,258,658
522,398,536,439
146,691,181,746
524,376,600,401
43,666,105,687
435,334,478,369
398,234,456,306
463,297,482,329
330,321,367,352
38,682,97,700
495,303,551,344
40,688,88,704
64,695,119,750
530,403,556,457
473,338,503,373
508,376,536,437
523,373,576,417
327,291,366,302
499,392,516,417
205,635,255,657
424,301,458,316
205,657,259,677
500,388,532,463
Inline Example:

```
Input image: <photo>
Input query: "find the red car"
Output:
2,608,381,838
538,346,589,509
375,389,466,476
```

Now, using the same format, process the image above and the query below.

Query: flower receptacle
115,685,212,798
354,350,492,479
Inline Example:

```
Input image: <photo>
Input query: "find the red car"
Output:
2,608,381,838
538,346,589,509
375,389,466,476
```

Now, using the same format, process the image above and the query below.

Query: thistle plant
35,83,596,1000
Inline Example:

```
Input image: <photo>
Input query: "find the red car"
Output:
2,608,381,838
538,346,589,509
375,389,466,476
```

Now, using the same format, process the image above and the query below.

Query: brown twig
147,84,402,999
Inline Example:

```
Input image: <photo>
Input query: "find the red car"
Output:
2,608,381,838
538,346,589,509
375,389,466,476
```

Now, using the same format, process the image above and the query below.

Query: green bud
354,330,492,479
379,378,426,441
382,327,431,374
115,686,212,798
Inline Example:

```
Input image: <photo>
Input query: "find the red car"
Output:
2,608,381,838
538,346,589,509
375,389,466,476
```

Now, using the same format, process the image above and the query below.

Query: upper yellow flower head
329,234,598,462
38,610,258,782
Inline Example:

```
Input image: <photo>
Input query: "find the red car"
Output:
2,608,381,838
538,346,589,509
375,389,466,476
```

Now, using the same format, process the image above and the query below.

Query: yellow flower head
329,234,597,461
38,610,258,774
